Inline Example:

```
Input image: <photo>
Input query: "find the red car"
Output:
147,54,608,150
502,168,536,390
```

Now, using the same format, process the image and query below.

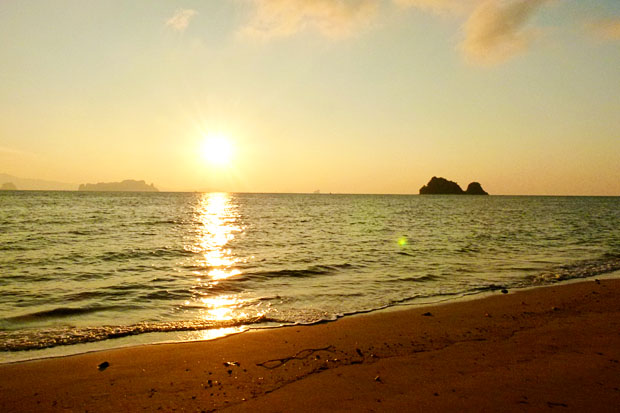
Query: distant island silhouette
78,180,158,192
419,177,488,195
1,182,17,190
0,173,75,191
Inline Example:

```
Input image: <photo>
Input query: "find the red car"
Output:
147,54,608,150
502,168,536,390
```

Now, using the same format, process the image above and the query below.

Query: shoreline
2,277,620,411
3,274,615,366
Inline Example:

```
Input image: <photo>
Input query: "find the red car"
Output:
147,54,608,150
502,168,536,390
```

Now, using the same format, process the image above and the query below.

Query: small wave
68,230,93,236
396,251,415,257
65,291,112,301
0,273,54,282
240,263,357,280
141,290,189,301
192,266,341,287
137,219,180,226
388,274,438,283
456,245,482,254
257,295,283,301
0,315,274,352
0,244,31,252
4,305,121,323
64,288,145,301
253,268,325,278
529,254,620,284
100,247,195,262
150,277,178,283
107,283,144,291
469,284,509,293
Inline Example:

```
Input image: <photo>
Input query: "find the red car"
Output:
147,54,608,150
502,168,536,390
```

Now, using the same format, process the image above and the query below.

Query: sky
1,0,619,195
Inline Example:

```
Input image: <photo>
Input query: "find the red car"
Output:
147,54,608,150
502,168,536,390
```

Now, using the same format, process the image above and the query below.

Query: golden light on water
189,192,246,322
200,296,239,321
195,192,241,281
209,268,242,281
179,327,246,342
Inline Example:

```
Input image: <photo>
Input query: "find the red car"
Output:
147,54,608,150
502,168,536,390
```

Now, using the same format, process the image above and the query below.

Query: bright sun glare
201,135,233,166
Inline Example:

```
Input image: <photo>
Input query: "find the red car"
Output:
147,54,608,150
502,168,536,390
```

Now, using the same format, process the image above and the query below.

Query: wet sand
1,278,620,412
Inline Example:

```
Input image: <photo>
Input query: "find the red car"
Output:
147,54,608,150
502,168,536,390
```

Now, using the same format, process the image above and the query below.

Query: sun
201,134,233,166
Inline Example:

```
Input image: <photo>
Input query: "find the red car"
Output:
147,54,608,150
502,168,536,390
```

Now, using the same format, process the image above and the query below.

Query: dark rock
465,182,488,195
98,361,110,371
419,177,488,195
419,177,464,194
501,289,508,294
422,312,433,317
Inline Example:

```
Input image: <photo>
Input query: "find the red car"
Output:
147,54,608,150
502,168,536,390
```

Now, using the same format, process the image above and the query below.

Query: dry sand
1,278,620,412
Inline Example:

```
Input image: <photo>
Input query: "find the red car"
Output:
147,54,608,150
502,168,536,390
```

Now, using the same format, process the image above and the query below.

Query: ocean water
1,192,619,362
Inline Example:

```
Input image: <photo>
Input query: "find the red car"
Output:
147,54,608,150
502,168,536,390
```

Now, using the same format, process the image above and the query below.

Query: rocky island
0,182,17,190
419,177,488,195
78,179,158,192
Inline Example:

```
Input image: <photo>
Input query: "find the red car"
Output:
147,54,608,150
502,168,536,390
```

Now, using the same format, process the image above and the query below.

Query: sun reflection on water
187,193,249,323
177,327,247,343
200,296,239,320
195,192,241,282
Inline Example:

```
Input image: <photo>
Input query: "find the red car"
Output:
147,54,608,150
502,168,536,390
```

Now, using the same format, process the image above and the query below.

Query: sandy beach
1,278,619,412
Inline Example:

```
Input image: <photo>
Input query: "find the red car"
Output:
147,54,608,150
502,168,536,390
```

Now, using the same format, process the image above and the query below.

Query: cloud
460,0,551,65
586,18,620,41
165,9,198,32
240,0,379,40
392,0,473,16
0,146,37,158
236,0,568,67
395,0,553,66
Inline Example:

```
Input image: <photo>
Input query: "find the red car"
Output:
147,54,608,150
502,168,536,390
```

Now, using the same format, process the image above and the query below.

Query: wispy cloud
165,9,198,32
0,146,36,157
237,0,590,67
240,0,379,40
393,0,552,65
586,18,620,41
392,0,473,16
460,0,551,66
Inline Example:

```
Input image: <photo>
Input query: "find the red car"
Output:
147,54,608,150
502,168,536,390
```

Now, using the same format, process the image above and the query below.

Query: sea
1,191,619,363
